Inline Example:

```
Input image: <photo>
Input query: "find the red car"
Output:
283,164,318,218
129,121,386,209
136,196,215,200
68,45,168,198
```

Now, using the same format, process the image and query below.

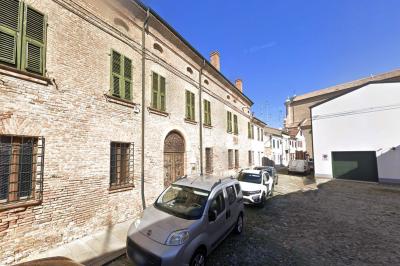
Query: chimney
210,51,220,71
235,79,243,92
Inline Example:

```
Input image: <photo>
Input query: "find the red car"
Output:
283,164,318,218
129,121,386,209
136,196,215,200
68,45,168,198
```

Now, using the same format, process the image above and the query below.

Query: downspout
199,60,205,175
141,9,150,210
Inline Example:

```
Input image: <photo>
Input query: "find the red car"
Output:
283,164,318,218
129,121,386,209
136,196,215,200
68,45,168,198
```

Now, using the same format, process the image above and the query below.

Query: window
111,50,132,100
261,129,264,141
233,114,238,135
185,90,195,121
257,127,261,141
234,183,241,194
204,79,209,85
228,149,233,169
273,139,276,149
227,111,232,133
234,150,239,169
151,72,166,111
153,43,163,53
226,186,236,205
186,67,193,74
248,150,254,166
205,147,213,174
0,135,44,207
248,122,254,139
110,142,134,189
209,192,225,216
0,1,47,75
203,100,211,126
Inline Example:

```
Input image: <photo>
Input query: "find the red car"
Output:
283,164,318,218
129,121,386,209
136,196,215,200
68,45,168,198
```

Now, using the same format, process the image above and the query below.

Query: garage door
332,151,378,182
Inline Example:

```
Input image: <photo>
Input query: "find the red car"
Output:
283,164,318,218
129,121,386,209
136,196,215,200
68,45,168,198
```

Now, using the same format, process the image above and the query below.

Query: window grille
110,142,134,189
0,135,44,208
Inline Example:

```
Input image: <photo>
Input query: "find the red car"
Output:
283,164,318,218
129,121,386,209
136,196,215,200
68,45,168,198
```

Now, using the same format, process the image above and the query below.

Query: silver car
126,175,244,266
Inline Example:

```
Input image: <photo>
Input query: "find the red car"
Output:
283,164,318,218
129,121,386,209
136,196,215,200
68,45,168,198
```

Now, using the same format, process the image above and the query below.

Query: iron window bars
110,142,134,189
0,135,45,208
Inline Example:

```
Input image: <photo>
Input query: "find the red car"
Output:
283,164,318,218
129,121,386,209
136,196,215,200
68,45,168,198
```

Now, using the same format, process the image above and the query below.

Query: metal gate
332,151,378,182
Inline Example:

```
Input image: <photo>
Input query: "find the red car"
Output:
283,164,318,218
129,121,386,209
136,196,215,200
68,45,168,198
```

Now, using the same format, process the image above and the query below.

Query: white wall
312,83,400,183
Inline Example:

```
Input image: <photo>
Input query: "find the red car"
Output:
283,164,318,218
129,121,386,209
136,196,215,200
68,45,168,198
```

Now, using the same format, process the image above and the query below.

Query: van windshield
237,173,262,184
155,185,210,220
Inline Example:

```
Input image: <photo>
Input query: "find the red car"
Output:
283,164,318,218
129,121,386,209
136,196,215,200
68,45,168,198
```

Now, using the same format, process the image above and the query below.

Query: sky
142,0,400,128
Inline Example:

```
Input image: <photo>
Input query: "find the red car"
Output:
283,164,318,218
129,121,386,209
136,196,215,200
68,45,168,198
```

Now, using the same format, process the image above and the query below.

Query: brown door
164,153,185,187
164,132,185,188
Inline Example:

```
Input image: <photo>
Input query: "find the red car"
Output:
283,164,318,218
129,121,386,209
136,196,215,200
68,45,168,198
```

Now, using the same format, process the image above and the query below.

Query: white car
288,160,310,174
237,170,273,206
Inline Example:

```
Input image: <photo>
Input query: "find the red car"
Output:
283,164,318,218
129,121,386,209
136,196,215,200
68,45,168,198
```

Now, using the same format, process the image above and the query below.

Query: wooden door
164,132,185,188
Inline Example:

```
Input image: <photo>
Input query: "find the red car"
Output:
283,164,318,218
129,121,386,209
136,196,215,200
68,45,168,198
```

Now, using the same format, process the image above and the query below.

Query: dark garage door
332,151,378,182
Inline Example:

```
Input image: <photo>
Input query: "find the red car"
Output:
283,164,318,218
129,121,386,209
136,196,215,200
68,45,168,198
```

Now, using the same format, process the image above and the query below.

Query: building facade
0,0,265,263
284,69,400,159
312,82,400,184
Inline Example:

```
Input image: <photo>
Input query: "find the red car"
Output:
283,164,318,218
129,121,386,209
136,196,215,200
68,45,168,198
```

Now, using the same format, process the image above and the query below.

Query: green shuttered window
0,1,47,75
248,122,254,139
227,111,232,133
203,99,211,126
151,72,166,111
233,114,238,135
185,90,195,121
111,50,132,101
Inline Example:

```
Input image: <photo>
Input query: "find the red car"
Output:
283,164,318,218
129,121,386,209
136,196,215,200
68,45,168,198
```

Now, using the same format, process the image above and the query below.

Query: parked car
288,160,310,174
237,169,273,206
126,175,244,266
254,166,279,185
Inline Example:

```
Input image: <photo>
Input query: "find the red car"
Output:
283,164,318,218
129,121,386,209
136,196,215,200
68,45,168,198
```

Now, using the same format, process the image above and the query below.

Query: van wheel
233,214,243,234
190,248,206,266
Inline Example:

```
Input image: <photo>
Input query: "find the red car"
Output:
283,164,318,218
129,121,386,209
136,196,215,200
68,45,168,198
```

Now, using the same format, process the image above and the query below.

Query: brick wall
0,0,264,264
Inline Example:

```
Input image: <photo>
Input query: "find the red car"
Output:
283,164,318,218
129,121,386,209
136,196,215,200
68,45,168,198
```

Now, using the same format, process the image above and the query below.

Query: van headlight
165,230,190,246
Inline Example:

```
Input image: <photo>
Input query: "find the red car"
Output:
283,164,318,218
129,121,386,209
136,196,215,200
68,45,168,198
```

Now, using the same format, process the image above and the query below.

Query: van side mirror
208,210,217,222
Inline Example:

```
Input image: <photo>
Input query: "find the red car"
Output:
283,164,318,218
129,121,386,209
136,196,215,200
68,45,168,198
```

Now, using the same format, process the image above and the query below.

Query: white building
311,82,400,183
264,126,284,166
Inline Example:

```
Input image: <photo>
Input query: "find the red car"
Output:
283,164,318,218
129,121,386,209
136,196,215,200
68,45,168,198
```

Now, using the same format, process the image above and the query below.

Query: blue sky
142,0,400,128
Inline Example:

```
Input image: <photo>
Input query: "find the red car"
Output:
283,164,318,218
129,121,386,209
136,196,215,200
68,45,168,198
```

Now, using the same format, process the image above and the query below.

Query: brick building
0,0,265,263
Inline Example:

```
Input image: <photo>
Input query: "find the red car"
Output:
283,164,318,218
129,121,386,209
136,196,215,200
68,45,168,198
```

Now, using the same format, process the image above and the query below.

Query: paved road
107,174,400,265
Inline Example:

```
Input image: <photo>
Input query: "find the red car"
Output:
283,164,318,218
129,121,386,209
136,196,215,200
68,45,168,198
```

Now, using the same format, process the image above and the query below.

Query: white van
288,160,310,174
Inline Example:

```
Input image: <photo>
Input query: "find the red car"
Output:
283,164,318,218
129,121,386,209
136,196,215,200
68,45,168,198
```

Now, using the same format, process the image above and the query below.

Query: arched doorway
164,131,185,187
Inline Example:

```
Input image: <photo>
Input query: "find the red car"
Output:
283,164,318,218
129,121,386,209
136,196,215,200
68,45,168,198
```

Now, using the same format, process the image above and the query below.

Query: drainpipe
141,9,150,210
199,60,205,175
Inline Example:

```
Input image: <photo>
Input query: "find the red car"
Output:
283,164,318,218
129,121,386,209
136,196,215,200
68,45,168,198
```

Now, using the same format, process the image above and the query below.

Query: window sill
203,124,213,129
184,118,198,125
0,200,42,213
148,107,169,117
105,94,139,109
109,184,135,194
0,64,51,86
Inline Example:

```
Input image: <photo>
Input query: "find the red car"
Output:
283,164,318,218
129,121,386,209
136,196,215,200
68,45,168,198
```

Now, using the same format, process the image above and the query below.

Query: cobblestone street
107,174,400,266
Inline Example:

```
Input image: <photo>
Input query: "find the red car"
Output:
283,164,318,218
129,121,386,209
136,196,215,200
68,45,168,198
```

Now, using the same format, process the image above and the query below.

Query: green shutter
185,90,190,118
0,0,22,67
160,75,166,111
124,57,132,100
234,115,238,135
21,5,46,75
190,92,195,120
227,111,232,133
204,100,211,126
152,72,158,108
111,50,122,97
